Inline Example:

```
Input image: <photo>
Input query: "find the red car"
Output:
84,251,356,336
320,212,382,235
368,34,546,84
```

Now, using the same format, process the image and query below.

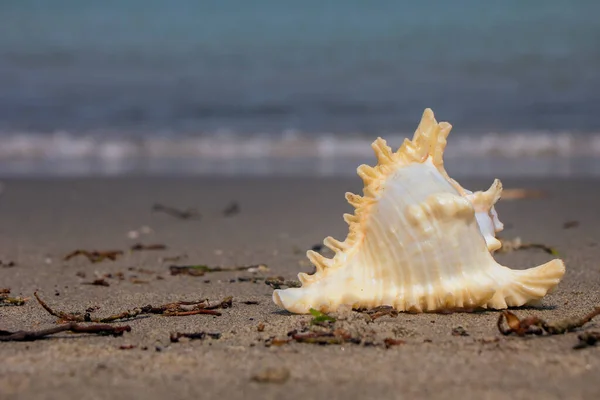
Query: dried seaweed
0,260,16,268
309,308,336,325
64,250,124,263
452,326,469,336
563,221,580,229
497,307,600,336
573,331,600,349
170,331,221,342
251,367,290,384
81,279,110,287
383,338,406,348
130,243,167,251
169,263,268,277
223,201,240,217
288,329,360,345
501,188,547,200
152,203,201,220
0,288,27,306
34,292,232,323
264,277,301,289
0,322,131,342
355,305,399,321
498,237,559,256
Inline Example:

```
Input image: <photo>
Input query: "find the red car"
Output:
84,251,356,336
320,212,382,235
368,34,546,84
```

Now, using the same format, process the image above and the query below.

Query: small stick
152,204,201,220
64,250,123,263
497,307,600,336
130,243,167,251
0,322,131,342
34,291,231,323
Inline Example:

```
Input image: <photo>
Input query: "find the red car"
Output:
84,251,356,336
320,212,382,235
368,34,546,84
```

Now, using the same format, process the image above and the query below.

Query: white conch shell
273,109,565,314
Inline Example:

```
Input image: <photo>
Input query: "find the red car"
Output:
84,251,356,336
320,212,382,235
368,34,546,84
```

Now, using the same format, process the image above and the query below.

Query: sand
1,176,599,400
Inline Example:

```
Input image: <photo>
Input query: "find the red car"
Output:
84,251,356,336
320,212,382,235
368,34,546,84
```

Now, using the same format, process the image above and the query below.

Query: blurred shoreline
1,130,600,177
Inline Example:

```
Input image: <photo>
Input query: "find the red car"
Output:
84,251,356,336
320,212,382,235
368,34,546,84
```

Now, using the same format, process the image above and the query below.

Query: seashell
273,109,565,314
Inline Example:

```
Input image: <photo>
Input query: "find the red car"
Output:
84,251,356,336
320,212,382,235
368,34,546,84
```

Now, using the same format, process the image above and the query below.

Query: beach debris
286,329,360,345
152,203,201,220
0,322,131,342
82,278,111,287
500,188,548,200
119,344,137,350
169,263,269,277
497,237,559,256
129,278,150,284
264,277,301,289
0,260,16,268
223,201,240,217
452,326,470,336
573,331,600,350
127,225,153,239
251,367,291,384
355,305,399,321
170,331,221,342
497,307,600,337
309,308,336,325
0,288,27,306
130,243,167,251
383,338,406,348
311,244,323,252
241,300,260,305
160,254,188,263
272,109,565,314
64,249,124,263
257,323,265,332
34,292,233,323
563,220,580,229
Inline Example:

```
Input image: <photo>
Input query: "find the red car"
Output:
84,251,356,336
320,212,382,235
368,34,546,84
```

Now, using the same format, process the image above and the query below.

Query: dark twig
497,237,559,256
497,307,600,337
34,291,232,323
169,264,268,277
81,279,110,287
354,305,399,321
573,331,600,349
152,204,200,220
64,250,123,263
170,331,221,342
264,277,301,289
0,322,131,341
223,202,240,217
130,243,167,251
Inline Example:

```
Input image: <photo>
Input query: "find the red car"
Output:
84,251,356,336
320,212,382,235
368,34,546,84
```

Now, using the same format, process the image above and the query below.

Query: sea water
1,0,599,177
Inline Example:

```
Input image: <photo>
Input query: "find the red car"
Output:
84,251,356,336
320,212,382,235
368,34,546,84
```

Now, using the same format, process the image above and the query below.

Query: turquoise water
0,1,599,176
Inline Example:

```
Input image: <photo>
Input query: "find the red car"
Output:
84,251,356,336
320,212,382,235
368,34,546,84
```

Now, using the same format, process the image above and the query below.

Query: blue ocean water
1,0,600,176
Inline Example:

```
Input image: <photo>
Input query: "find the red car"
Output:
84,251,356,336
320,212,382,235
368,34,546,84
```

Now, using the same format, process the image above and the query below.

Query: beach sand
1,177,599,400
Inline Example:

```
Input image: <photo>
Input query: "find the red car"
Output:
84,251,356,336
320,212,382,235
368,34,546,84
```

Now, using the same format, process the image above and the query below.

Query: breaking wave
1,130,600,177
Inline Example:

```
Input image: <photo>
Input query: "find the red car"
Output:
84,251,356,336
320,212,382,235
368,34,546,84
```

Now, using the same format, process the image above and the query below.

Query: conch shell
273,109,565,314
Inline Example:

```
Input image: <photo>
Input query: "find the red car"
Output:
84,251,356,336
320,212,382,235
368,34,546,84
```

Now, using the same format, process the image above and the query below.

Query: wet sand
1,177,599,400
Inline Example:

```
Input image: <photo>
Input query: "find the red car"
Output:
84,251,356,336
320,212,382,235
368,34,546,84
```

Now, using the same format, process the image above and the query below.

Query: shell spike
471,179,503,211
343,213,358,225
412,109,440,160
357,165,378,186
345,192,363,208
323,236,347,253
372,137,394,165
306,250,331,272
432,122,452,168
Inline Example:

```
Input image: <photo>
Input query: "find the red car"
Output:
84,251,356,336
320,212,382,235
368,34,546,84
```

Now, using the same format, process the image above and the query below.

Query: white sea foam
1,131,600,177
